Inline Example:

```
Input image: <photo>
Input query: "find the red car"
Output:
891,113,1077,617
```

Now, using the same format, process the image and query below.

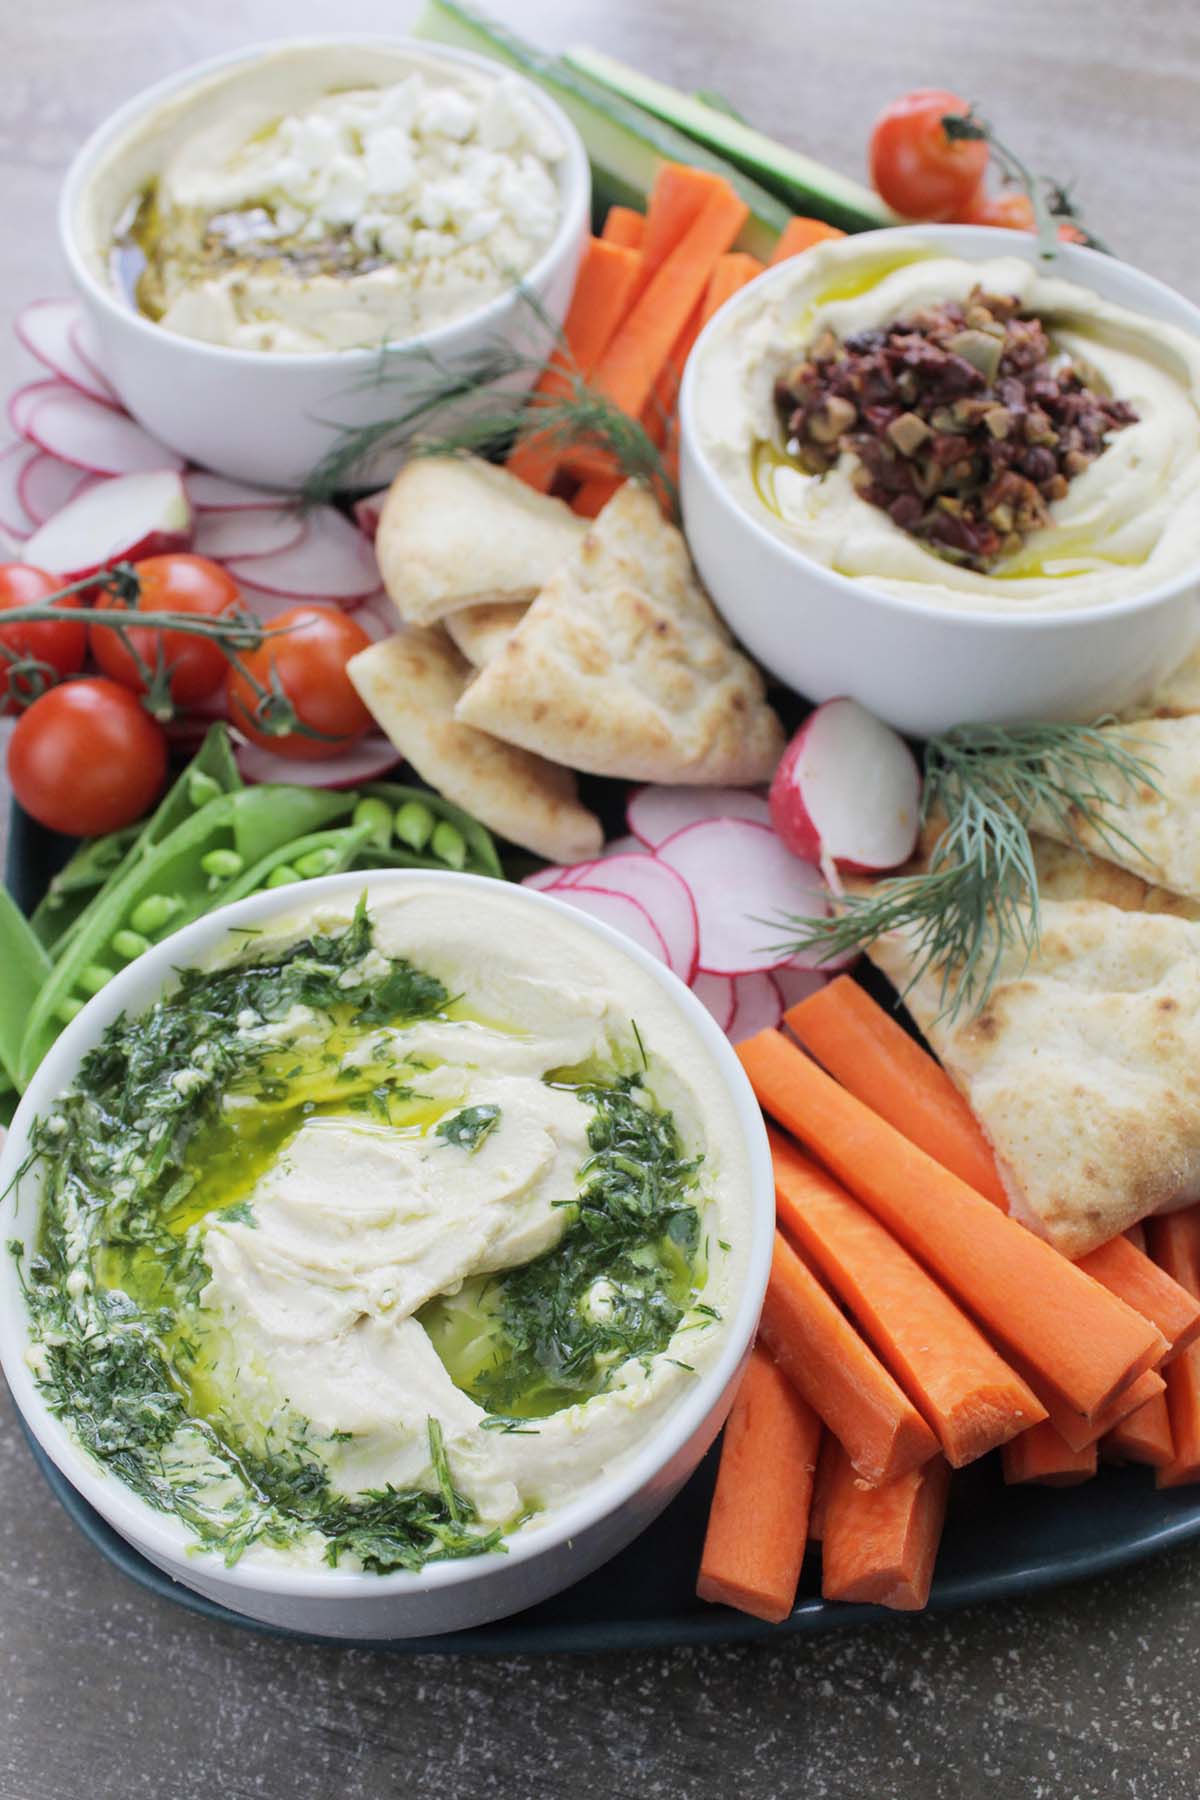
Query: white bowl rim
58,34,592,370
679,222,1200,632
0,868,774,1606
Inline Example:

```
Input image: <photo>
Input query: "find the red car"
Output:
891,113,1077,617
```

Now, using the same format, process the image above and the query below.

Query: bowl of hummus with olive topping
681,226,1200,735
59,40,590,486
0,873,770,1640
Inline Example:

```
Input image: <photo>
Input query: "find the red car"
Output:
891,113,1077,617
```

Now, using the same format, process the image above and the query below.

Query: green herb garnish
435,1104,501,1154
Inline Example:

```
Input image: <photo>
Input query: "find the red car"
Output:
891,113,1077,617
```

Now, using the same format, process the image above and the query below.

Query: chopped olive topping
774,286,1139,571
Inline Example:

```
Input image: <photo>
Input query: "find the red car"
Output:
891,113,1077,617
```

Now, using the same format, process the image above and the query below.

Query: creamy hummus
693,239,1200,612
94,46,565,353
19,884,749,1573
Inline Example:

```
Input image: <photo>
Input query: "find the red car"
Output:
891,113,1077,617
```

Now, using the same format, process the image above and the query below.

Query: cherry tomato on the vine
8,678,168,836
90,553,241,708
957,187,1036,230
226,604,373,761
0,563,86,714
870,89,989,221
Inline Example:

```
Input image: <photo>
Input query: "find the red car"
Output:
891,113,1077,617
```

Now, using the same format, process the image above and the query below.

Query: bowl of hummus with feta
0,872,771,1640
59,40,590,486
680,226,1200,735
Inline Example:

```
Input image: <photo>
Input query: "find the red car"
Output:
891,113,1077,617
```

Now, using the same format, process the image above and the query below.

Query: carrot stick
1077,1234,1200,1365
737,1029,1166,1419
1002,1421,1097,1487
785,977,1008,1207
762,1230,939,1485
1148,1211,1200,1486
769,216,847,265
506,237,641,492
820,1445,950,1612
696,1343,821,1623
1037,1366,1165,1453
635,164,726,294
1104,1387,1175,1468
701,251,764,325
601,205,645,249
807,1434,836,1543
771,1129,1044,1466
571,475,624,518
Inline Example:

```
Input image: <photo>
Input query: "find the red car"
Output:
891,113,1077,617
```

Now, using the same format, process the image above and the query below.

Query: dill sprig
772,719,1159,1021
303,289,678,515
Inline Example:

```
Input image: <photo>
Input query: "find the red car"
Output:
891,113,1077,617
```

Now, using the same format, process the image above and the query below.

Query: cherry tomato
0,563,86,714
226,604,373,761
870,89,989,221
9,678,168,836
91,554,241,707
957,187,1036,230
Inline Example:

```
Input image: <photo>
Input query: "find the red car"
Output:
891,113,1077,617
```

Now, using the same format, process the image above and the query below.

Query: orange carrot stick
785,977,1008,1207
771,1129,1044,1466
696,1343,821,1623
601,205,646,249
762,1230,939,1485
737,1029,1166,1420
1037,1366,1166,1453
1104,1387,1175,1468
807,1433,836,1543
1077,1234,1200,1365
506,238,640,492
820,1445,950,1612
700,251,765,325
1002,1421,1097,1487
571,475,624,518
635,164,726,294
769,216,847,264
1148,1211,1200,1486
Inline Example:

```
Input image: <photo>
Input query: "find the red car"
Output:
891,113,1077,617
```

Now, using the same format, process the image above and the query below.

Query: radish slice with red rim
8,380,64,441
541,883,670,968
0,443,35,539
769,697,922,875
68,316,120,401
15,300,120,407
234,733,401,787
657,818,829,976
226,504,382,603
599,834,649,860
574,852,698,982
353,488,391,539
192,507,306,562
727,970,785,1043
20,469,191,583
772,966,833,1011
17,452,102,526
24,387,185,475
690,971,736,1033
627,784,771,848
183,470,296,512
521,867,575,891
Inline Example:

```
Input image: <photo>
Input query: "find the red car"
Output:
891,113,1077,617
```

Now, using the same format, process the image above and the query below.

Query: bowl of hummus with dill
680,226,1200,735
0,873,770,1640
58,40,590,485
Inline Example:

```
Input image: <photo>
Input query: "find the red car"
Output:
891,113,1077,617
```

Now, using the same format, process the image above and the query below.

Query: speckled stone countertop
3,1,1200,1794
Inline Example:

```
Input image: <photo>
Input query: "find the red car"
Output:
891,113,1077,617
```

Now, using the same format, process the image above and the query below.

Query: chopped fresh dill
435,1103,501,1154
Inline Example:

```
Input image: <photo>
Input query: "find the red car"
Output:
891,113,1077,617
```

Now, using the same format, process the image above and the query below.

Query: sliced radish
542,884,670,969
183,470,295,512
192,506,306,562
657,818,829,977
769,698,921,876
772,966,831,1011
627,784,771,849
24,387,184,476
9,379,65,440
354,592,399,642
353,487,392,539
15,299,119,406
226,504,382,603
573,852,698,982
0,443,35,539
690,972,736,1033
522,866,575,891
234,733,401,787
17,452,102,525
727,971,785,1044
70,315,119,396
21,469,191,583
599,834,649,860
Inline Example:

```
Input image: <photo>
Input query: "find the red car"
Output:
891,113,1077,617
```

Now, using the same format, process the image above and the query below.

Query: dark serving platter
8,798,1200,1653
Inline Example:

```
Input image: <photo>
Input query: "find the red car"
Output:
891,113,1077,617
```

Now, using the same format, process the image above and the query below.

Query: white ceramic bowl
680,225,1200,737
0,870,772,1641
58,39,591,490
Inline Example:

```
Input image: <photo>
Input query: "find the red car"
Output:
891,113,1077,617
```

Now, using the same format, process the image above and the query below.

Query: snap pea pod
29,725,244,956
17,783,348,1087
360,783,504,879
219,823,376,904
0,887,52,1088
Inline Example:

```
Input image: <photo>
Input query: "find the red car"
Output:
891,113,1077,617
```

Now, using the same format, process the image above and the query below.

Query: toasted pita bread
454,483,785,784
375,457,585,627
867,835,1200,1257
443,600,529,667
347,631,603,864
1120,638,1200,720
